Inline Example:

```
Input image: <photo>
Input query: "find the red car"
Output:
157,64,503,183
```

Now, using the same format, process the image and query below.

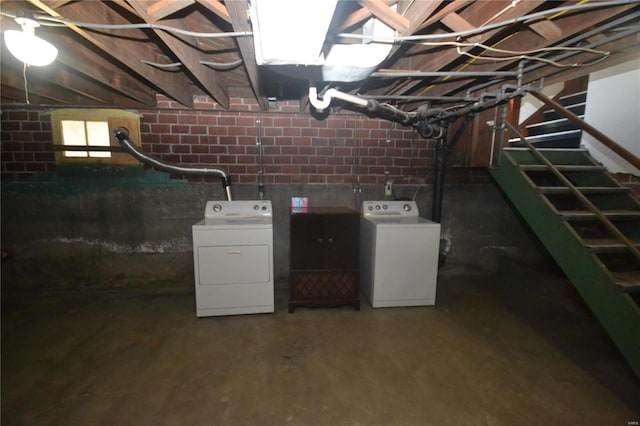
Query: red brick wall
1,110,56,177
1,95,489,185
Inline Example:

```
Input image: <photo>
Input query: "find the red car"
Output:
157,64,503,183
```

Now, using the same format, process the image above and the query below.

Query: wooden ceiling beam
377,0,443,64
1,55,153,107
1,83,69,105
440,12,475,34
346,0,442,100
227,0,269,110
523,34,640,88
338,0,397,32
147,0,196,22
110,0,140,16
400,0,442,36
27,0,196,107
128,0,230,108
422,3,639,99
357,0,409,33
418,0,474,30
528,19,563,42
388,1,546,97
196,0,231,24
46,1,75,9
440,11,481,43
42,31,157,106
1,68,101,105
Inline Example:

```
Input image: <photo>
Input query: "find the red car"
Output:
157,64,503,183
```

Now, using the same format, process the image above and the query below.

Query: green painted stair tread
558,210,640,220
519,164,607,172
489,147,640,379
503,148,595,166
538,186,631,194
581,237,640,253
612,271,640,292
504,147,589,152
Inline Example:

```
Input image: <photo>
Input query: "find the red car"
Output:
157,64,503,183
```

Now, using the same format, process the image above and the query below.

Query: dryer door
198,244,271,285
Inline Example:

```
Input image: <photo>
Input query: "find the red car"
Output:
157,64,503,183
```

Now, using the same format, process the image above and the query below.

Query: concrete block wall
1,95,546,291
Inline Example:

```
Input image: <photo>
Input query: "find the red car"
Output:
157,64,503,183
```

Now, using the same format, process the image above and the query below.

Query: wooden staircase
490,133,640,377
510,90,587,149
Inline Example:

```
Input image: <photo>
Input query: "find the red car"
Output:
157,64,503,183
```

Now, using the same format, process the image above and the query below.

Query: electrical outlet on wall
385,180,393,197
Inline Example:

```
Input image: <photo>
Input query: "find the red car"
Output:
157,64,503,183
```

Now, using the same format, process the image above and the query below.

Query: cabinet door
325,213,359,269
290,214,325,269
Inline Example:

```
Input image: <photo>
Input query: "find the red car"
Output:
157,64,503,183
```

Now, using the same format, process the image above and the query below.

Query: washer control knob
253,204,259,210
383,204,388,210
403,203,412,212
367,205,373,211
375,205,381,210
261,204,267,211
213,204,222,213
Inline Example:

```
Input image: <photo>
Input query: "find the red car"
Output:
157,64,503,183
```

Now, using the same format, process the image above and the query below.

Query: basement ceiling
1,0,639,113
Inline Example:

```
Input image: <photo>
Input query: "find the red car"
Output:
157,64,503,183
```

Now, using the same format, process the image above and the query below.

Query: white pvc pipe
308,87,369,112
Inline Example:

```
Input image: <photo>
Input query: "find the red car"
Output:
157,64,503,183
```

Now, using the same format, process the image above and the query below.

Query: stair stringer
490,155,640,378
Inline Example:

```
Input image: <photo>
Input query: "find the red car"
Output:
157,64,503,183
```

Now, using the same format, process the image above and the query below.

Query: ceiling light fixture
3,14,58,66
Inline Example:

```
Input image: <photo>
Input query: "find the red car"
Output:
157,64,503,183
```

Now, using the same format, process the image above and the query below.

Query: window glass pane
86,121,111,158
61,120,87,157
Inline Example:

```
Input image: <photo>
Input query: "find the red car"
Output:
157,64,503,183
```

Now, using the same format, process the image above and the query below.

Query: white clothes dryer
192,200,274,317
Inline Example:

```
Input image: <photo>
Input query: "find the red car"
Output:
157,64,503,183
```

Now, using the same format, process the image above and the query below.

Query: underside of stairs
490,145,640,378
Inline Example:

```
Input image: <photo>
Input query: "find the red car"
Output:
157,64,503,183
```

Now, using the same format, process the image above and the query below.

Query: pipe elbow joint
114,127,129,140
308,86,332,113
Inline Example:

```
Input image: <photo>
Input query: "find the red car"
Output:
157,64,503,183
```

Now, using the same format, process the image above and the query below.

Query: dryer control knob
367,205,373,211
403,203,412,212
213,204,222,213
375,205,381,210
253,204,260,210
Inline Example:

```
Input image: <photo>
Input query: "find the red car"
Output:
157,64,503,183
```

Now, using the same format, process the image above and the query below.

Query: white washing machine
360,200,441,308
192,200,274,317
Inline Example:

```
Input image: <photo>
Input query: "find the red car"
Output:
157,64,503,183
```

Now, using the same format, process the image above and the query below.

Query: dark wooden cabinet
289,207,360,313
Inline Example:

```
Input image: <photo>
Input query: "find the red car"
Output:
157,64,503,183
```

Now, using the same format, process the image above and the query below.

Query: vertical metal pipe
430,118,467,222
497,104,508,167
257,111,265,199
431,137,446,223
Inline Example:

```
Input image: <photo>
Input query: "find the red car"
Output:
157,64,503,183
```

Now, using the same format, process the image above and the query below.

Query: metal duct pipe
113,127,233,200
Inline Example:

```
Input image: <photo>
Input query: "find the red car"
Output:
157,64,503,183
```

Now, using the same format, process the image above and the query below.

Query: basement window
50,109,142,166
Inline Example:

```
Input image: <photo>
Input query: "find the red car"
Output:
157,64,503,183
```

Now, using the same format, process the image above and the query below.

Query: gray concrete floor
2,259,639,426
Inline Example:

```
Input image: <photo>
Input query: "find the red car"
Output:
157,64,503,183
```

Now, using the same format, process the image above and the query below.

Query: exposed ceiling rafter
128,0,230,108
0,1,636,112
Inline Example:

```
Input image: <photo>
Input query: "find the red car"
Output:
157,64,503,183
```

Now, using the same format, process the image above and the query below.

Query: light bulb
3,17,58,66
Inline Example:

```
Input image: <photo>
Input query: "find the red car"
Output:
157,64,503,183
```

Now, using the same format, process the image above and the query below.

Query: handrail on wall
529,90,640,171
